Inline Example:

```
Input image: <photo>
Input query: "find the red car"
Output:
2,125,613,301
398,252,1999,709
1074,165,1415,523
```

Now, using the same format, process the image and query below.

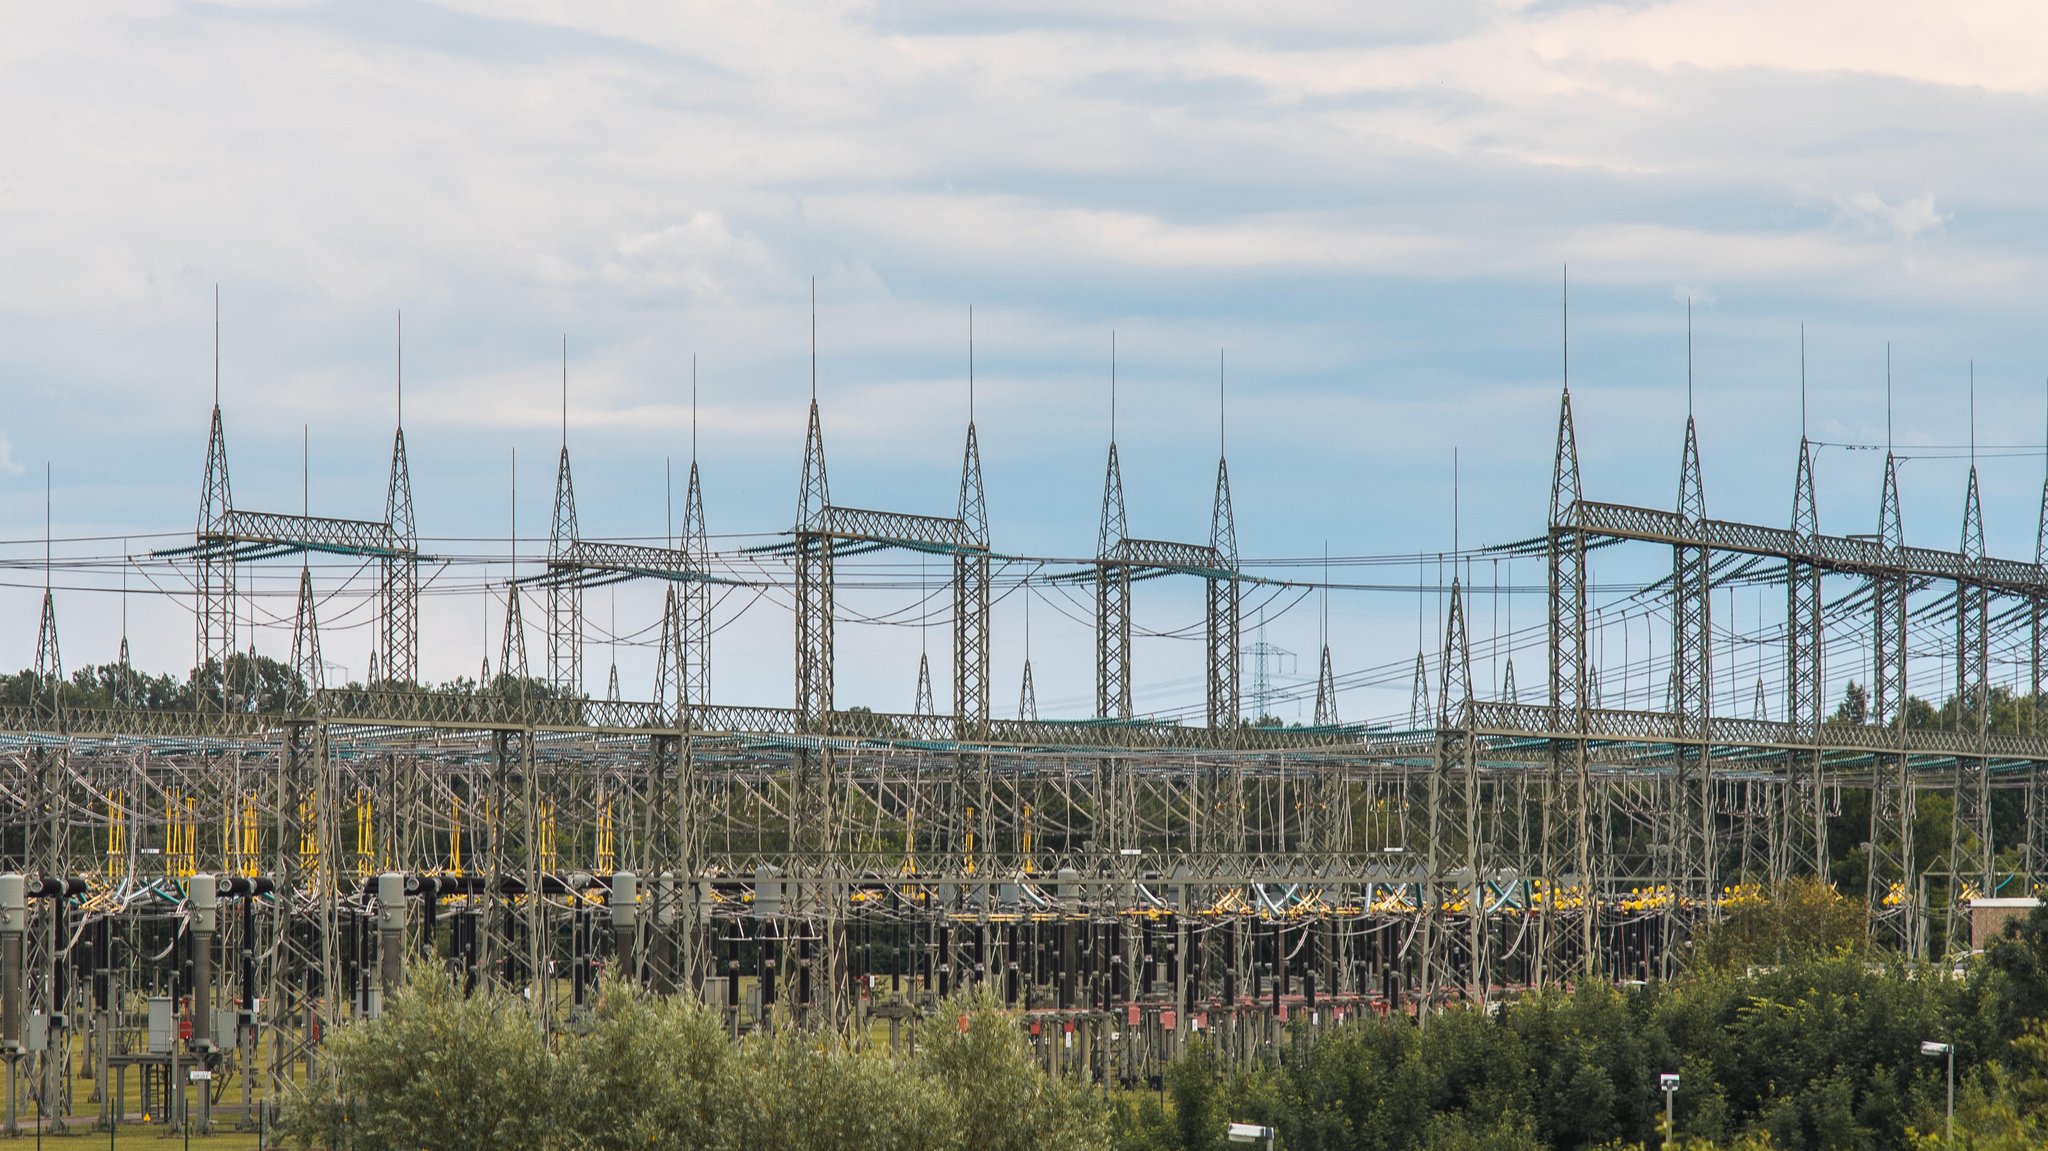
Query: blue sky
2,0,2045,723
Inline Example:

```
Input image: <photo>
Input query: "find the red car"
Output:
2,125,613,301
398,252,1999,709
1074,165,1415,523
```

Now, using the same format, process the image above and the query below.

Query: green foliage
1984,902,2048,1041
1693,879,1868,970
556,983,742,1151
275,964,560,1151
279,969,1114,1151
273,929,2048,1151
1126,953,1996,1151
0,658,580,717
914,992,1112,1151
738,1027,957,1151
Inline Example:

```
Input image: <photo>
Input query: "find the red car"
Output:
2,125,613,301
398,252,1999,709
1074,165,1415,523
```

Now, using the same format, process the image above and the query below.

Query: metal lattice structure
12,354,2048,1131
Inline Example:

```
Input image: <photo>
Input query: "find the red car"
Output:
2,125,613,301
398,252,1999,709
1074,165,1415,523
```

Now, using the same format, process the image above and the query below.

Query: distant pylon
1314,546,1336,726
1206,352,1240,728
914,652,934,717
917,557,935,718
501,584,530,684
794,383,833,730
1313,644,1338,726
548,337,583,696
35,466,60,724
197,300,236,709
381,311,419,685
1096,336,1130,721
1410,651,1431,728
1019,584,1038,722
654,584,684,724
1018,659,1038,722
954,312,991,729
683,355,711,714
32,590,60,724
291,564,325,709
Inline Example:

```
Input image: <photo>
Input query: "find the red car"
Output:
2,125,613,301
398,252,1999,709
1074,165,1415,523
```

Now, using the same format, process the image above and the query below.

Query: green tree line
0,653,571,712
281,890,2048,1151
278,972,1111,1151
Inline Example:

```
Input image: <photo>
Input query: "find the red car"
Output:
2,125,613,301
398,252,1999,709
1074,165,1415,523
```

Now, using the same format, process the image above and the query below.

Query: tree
559,982,743,1151
277,966,559,1151
1694,878,1868,969
916,992,1112,1151
1829,682,1869,727
1165,1038,1225,1151
1985,903,2048,1041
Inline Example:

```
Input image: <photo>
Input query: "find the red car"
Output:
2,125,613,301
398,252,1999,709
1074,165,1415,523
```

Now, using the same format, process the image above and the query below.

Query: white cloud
1832,191,1949,241
1,1,2047,706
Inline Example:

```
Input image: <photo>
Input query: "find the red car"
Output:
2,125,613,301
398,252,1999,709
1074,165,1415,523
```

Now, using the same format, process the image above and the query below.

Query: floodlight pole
1945,1045,1954,1144
1658,1073,1680,1149
1921,1041,1954,1144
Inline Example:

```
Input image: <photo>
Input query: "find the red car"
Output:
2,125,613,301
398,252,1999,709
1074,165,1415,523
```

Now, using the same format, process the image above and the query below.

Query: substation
0,348,2044,1131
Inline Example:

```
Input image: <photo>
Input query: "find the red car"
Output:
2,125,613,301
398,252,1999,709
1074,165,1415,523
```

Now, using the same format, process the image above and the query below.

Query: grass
3,1120,273,1148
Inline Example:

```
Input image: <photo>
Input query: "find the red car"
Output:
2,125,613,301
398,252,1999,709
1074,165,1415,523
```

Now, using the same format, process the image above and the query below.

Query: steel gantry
8,338,2048,1129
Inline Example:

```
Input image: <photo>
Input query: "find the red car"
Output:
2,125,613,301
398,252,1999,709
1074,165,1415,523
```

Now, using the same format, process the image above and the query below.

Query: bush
276,966,559,1151
279,969,1114,1151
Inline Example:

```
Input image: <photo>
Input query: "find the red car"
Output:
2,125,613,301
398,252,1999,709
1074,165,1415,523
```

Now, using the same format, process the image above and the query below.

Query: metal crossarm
1112,537,1223,574
1575,500,2048,592
822,505,982,552
182,509,410,560
547,540,748,586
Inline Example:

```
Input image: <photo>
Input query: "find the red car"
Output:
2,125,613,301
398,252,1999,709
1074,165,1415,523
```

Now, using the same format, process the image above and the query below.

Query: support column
1096,440,1131,721
1950,463,1993,951
1783,436,1826,882
1869,452,1918,957
795,397,833,730
190,874,217,1135
610,871,638,983
682,455,711,715
1,874,22,1137
1540,385,1594,988
376,873,405,999
197,402,236,712
1669,411,1713,969
380,423,419,684
546,441,583,697
1423,577,1483,1008
1207,456,1240,730
954,418,991,732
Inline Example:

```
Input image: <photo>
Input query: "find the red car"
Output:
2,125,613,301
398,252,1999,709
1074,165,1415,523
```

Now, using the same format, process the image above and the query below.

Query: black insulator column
797,927,813,1011
1222,922,1237,1005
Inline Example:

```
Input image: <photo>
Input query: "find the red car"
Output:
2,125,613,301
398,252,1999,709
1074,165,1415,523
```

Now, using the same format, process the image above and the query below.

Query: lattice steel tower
1096,340,1131,720
1869,359,1917,956
548,339,584,697
198,298,236,707
954,321,991,730
380,315,419,684
683,364,711,716
1207,399,1241,732
1784,347,1825,880
1669,362,1714,935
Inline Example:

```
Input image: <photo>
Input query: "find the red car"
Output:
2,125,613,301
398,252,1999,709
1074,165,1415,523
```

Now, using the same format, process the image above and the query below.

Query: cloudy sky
2,0,2044,722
